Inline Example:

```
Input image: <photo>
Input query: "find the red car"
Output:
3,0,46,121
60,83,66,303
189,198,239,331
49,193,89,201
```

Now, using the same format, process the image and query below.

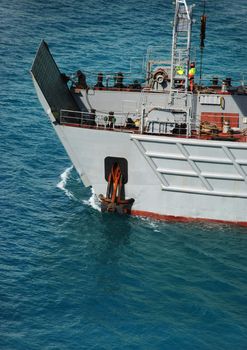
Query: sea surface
1,0,247,349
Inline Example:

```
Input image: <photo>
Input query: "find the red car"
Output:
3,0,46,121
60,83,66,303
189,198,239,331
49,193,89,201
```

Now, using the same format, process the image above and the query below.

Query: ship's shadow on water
36,167,247,349
2,168,245,350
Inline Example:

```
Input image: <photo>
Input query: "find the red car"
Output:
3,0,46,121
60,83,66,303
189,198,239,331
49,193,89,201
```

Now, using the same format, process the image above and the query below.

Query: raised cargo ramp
31,40,80,120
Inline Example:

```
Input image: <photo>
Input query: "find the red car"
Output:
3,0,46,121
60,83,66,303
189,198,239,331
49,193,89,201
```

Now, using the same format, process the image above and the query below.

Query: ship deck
59,109,247,143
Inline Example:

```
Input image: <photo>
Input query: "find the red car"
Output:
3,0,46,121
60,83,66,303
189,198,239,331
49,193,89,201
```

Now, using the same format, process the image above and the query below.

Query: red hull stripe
131,210,247,227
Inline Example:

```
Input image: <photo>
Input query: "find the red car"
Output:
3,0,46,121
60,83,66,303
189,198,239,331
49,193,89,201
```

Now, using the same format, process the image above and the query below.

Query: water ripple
1,0,247,349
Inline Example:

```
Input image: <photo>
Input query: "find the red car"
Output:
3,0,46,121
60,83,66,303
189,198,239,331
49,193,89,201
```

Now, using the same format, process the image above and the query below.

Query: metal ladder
169,0,194,137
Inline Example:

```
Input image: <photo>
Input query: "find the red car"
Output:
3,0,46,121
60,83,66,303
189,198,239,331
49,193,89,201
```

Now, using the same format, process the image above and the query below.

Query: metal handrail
60,109,141,132
59,109,247,140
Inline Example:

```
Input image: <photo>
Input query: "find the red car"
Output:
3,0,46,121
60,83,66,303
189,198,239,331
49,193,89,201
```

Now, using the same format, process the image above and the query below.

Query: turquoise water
1,0,247,349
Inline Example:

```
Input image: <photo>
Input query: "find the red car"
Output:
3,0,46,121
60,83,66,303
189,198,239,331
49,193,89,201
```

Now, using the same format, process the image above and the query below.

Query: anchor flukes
99,162,134,214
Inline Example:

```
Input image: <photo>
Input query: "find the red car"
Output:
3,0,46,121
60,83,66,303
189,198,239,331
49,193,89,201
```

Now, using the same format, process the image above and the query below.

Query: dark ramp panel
31,40,79,117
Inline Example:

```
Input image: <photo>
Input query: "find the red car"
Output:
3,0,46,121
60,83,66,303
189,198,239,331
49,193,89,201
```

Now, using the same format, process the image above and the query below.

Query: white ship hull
51,120,247,225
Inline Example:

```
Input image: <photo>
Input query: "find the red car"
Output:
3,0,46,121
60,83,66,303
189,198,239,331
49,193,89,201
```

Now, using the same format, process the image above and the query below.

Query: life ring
220,96,225,110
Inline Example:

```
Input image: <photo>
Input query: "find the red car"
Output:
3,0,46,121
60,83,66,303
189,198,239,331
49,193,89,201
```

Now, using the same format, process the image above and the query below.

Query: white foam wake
57,166,101,210
83,188,101,212
56,165,74,198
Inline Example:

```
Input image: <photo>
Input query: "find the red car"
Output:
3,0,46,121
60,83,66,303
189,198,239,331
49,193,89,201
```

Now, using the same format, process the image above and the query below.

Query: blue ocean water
1,0,247,349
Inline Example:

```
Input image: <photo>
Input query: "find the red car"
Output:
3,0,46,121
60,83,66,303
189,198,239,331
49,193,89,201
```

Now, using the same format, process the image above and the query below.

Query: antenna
199,0,207,83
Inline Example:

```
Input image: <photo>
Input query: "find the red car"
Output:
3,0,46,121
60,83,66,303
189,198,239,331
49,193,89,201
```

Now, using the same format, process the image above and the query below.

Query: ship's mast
169,0,193,104
199,0,207,83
